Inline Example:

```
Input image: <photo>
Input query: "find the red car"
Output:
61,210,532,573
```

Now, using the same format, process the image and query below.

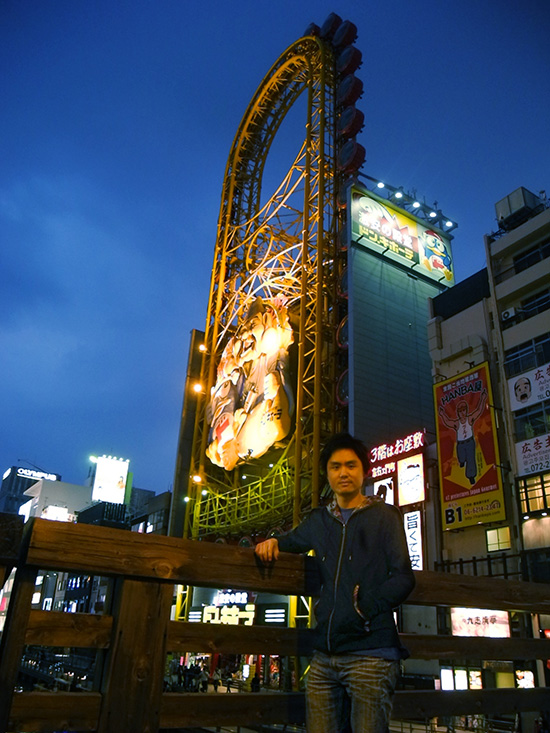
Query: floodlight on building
445,220,454,228
377,181,385,188
201,489,207,496
198,344,207,352
193,382,203,393
184,496,190,503
429,211,437,218
192,475,202,483
394,190,403,199
412,201,421,209
89,456,98,463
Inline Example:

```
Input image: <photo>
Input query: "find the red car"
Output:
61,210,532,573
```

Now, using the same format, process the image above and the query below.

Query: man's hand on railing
255,537,279,563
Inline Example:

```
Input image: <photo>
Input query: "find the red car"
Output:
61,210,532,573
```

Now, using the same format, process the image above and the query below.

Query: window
518,471,550,515
486,526,511,552
501,289,550,331
514,399,550,441
504,333,550,377
514,238,550,274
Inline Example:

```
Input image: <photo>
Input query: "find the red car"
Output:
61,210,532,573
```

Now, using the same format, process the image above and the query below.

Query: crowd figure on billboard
206,295,294,470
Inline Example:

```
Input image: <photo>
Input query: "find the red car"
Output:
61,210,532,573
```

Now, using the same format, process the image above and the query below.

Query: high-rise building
429,187,550,580
0,466,61,515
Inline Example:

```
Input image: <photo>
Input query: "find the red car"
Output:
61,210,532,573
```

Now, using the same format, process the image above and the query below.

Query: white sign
515,432,550,476
404,510,423,570
92,456,129,504
508,361,550,411
16,467,59,482
397,453,425,505
451,607,510,637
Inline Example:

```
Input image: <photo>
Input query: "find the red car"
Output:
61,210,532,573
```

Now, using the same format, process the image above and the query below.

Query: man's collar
327,494,383,519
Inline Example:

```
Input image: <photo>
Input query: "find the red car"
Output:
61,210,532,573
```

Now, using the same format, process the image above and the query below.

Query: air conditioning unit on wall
501,307,516,321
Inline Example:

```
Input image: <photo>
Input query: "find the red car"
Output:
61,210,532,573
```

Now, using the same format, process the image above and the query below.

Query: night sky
1,0,548,493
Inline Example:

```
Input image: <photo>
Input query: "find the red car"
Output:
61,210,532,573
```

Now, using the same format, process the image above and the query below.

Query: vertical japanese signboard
434,363,505,530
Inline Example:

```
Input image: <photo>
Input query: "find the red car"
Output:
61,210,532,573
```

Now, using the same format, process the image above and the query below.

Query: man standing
255,433,415,732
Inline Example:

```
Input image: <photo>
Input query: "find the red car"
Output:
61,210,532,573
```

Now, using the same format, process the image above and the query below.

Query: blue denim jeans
306,652,400,732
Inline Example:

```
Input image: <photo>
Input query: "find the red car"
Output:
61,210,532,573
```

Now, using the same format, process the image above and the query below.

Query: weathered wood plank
160,691,306,728
7,688,549,731
393,688,550,718
9,691,101,731
0,565,37,732
96,578,173,733
0,513,24,562
25,610,113,648
403,633,550,661
410,569,550,614
167,619,314,656
25,520,550,613
0,513,24,589
25,518,319,596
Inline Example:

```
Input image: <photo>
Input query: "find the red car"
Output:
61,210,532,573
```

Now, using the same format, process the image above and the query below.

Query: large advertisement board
350,187,454,285
206,296,294,470
434,364,505,530
92,456,129,504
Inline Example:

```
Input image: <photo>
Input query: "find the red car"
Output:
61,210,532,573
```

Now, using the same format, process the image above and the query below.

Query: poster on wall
434,363,505,530
507,360,550,411
205,296,294,471
350,187,454,285
515,432,550,476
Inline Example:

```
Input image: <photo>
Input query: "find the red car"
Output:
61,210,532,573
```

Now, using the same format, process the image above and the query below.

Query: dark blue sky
1,0,548,493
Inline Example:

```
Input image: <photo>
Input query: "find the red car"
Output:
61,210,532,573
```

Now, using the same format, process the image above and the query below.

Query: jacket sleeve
277,511,317,554
356,504,415,619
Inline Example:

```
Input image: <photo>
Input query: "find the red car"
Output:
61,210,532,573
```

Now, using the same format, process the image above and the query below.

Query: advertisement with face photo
508,361,550,411
434,363,505,530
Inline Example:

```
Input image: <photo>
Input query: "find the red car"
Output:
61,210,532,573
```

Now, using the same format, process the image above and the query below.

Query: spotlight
377,181,385,189
412,201,421,208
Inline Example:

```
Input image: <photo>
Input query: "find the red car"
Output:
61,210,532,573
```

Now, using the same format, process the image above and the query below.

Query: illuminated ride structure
182,14,366,540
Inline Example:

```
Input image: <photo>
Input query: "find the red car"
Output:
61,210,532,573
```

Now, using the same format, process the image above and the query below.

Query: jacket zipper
326,519,347,652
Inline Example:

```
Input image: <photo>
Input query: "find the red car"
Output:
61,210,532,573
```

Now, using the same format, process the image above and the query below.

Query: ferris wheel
183,14,366,539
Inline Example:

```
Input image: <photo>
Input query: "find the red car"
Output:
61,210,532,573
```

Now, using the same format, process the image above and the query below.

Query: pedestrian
255,432,416,733
251,672,261,692
225,670,233,693
199,667,209,693
212,667,221,692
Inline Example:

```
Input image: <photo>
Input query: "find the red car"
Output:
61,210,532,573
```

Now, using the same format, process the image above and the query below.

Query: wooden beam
25,610,113,648
393,688,550,718
402,633,550,661
25,518,319,596
167,619,314,656
9,691,101,731
409,570,550,614
160,691,306,728
0,513,24,588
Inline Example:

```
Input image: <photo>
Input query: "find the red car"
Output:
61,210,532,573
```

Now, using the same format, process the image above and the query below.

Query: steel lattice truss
186,36,347,538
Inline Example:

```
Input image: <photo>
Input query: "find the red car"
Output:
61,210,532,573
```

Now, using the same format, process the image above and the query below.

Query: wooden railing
1,512,550,732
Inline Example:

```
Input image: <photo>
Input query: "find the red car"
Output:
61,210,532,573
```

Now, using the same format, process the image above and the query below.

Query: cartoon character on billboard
438,389,488,485
419,230,452,281
206,296,294,470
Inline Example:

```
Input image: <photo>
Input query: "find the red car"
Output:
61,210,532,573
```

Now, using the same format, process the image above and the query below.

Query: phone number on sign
524,460,550,473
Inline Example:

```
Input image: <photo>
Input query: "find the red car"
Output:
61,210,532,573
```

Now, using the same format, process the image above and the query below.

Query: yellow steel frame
185,36,345,539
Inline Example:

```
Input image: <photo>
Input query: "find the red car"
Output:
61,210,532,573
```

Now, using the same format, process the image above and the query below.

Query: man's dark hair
320,433,370,475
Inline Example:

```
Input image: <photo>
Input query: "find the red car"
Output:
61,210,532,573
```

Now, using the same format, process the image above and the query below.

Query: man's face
326,448,366,505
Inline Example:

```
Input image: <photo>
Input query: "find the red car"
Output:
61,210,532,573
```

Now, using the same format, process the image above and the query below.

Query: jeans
306,652,400,733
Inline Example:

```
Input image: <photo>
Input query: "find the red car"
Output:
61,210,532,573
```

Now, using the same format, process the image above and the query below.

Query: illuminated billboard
370,430,426,507
206,296,294,470
451,608,510,638
434,363,505,530
91,456,129,504
350,187,454,285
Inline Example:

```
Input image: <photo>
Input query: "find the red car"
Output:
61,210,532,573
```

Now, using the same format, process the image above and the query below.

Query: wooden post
96,578,173,733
